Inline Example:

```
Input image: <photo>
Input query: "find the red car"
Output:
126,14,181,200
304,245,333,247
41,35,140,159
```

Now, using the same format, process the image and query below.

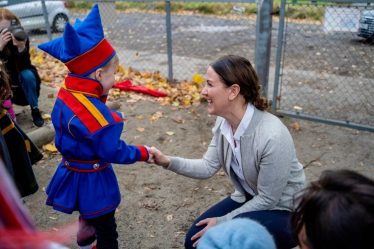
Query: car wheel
52,14,68,33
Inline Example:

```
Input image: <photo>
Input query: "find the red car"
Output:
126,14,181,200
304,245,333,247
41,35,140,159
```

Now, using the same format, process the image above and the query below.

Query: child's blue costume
38,5,149,219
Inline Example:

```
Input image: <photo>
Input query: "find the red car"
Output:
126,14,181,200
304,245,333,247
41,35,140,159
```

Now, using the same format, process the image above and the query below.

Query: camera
6,19,27,41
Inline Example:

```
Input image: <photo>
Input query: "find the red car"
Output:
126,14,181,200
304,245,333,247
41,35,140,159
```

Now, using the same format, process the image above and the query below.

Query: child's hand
148,146,170,168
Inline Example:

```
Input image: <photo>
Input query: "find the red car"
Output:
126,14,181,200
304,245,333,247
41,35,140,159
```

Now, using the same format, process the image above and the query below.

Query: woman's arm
152,117,224,179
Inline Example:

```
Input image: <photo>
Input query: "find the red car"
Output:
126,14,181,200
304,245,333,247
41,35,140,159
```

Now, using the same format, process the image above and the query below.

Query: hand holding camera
0,28,12,51
0,19,27,52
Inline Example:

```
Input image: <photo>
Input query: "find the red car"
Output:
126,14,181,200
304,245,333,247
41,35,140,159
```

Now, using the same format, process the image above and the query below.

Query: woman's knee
20,69,36,84
184,220,203,249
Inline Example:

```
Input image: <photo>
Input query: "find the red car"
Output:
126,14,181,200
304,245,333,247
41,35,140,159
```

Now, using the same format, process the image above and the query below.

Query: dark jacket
0,109,43,197
0,38,41,106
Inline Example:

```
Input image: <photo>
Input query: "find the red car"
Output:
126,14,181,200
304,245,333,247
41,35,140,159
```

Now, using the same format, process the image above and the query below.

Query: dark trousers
78,211,118,249
184,196,297,249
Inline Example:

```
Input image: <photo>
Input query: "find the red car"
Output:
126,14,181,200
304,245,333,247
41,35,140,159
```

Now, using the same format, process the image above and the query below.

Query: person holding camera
0,8,43,127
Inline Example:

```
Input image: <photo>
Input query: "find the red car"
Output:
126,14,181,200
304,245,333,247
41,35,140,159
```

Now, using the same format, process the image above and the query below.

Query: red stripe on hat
65,39,115,75
57,88,102,134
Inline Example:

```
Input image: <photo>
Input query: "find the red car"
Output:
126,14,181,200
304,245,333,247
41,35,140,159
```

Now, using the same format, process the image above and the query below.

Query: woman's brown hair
0,8,21,24
0,60,11,103
210,55,269,111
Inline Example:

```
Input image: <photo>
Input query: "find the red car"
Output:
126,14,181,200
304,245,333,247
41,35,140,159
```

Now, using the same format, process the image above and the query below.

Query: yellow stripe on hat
71,92,109,127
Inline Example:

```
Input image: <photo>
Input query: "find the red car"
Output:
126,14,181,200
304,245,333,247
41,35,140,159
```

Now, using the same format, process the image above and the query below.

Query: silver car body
0,0,69,32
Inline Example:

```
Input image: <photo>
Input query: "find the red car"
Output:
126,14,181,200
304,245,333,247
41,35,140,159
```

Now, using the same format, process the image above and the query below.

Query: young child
38,5,150,249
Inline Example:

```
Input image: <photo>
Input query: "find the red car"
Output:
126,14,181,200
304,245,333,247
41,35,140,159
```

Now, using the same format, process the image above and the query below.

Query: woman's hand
148,146,170,168
0,29,12,51
11,35,26,52
191,217,217,247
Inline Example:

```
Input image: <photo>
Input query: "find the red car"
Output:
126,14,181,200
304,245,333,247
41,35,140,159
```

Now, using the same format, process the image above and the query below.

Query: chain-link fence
273,0,374,131
4,0,257,81
2,0,373,131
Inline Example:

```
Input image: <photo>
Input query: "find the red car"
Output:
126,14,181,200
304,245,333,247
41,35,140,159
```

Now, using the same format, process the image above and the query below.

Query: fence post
255,0,274,98
40,0,52,40
272,0,286,113
165,0,173,83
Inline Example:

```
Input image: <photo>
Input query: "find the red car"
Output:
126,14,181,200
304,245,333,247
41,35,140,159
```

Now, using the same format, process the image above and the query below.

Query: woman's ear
228,84,240,101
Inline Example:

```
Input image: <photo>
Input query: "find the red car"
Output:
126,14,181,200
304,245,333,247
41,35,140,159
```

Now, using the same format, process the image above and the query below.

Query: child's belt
62,158,109,173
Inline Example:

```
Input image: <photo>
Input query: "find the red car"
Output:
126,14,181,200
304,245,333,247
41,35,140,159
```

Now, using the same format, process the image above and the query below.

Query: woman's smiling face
201,66,232,116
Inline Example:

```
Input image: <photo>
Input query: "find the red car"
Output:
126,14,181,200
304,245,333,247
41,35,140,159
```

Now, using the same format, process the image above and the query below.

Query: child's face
97,58,118,95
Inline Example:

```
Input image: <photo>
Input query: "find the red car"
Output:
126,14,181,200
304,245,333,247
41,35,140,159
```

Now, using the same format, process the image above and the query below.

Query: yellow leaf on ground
137,127,145,132
42,114,51,120
166,131,174,136
149,111,163,122
43,143,58,153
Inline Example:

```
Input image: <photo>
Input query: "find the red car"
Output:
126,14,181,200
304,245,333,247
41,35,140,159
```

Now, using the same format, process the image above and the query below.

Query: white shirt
221,103,255,195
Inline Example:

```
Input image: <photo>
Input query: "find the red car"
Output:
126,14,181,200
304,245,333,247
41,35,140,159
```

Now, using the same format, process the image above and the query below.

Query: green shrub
67,1,324,21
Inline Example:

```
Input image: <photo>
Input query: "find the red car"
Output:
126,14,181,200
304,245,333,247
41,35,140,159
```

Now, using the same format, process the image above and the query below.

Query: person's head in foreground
292,169,374,249
197,218,276,249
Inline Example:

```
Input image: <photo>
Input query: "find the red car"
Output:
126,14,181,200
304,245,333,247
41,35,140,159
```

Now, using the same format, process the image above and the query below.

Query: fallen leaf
137,127,145,132
293,105,303,111
171,114,184,124
42,113,51,120
166,214,173,221
217,171,225,176
291,121,301,131
166,131,174,136
42,143,58,153
149,111,163,122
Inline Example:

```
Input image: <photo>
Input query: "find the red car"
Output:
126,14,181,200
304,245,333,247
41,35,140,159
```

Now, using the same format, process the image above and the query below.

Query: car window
7,0,33,5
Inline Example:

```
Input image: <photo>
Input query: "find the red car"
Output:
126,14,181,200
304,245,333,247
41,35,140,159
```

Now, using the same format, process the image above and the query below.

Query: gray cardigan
167,108,306,223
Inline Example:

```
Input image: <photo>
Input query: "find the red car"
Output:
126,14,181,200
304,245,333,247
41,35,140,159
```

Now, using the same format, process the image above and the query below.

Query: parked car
0,0,69,32
358,9,374,42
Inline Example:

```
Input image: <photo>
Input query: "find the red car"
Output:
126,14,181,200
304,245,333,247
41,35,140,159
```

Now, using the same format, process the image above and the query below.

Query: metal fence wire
273,0,374,132
15,0,257,82
2,0,374,131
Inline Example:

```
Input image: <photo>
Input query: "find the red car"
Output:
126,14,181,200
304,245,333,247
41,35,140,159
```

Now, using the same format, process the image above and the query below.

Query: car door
5,0,45,31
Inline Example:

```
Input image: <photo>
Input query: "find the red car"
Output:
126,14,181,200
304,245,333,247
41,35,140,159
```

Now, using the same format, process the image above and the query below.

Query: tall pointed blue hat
38,4,116,76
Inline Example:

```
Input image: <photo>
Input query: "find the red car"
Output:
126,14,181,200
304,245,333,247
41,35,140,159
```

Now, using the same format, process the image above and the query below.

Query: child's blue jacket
46,74,149,218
